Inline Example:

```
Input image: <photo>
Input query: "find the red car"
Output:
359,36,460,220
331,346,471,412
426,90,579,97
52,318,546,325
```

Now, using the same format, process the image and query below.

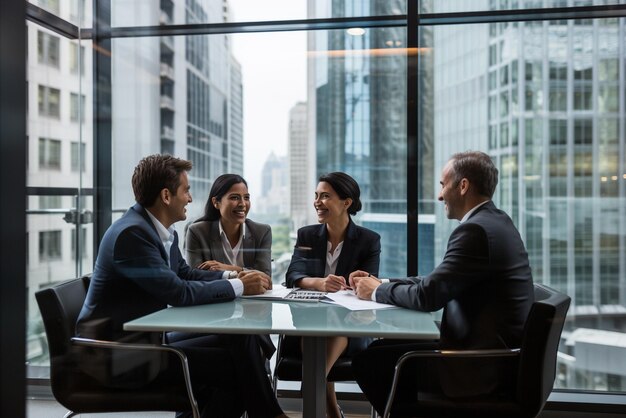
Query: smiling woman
185,173,273,277
284,171,381,418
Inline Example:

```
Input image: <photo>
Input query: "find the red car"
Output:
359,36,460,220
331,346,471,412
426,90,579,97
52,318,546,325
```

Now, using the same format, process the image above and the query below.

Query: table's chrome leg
301,336,326,418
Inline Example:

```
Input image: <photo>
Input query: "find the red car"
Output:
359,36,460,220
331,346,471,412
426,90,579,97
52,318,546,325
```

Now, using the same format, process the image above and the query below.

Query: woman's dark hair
196,174,248,222
318,172,362,215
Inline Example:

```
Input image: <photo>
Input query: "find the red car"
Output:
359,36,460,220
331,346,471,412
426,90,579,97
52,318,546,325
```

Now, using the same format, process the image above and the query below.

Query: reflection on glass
111,0,406,27
111,24,409,284
425,0,610,13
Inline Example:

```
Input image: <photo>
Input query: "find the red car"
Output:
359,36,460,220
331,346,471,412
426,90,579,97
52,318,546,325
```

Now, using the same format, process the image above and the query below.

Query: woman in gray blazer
185,174,272,277
185,174,275,359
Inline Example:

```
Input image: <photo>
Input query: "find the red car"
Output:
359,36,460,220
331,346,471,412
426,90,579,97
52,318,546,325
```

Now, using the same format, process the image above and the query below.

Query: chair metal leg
370,406,378,418
62,411,78,418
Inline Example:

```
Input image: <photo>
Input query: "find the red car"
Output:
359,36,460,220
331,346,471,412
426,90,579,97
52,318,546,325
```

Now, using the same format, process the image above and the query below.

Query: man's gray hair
449,151,499,198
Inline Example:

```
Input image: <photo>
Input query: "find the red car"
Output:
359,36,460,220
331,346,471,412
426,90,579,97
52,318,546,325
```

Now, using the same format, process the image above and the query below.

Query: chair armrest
397,347,520,362
70,337,199,418
382,348,520,418
72,336,186,356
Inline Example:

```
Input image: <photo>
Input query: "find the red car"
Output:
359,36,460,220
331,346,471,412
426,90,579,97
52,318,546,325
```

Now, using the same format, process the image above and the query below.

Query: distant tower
288,102,309,230
259,152,289,215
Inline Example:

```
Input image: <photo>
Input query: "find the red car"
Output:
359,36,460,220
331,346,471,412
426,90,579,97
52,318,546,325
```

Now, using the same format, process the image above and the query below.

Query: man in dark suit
76,154,287,418
349,151,534,415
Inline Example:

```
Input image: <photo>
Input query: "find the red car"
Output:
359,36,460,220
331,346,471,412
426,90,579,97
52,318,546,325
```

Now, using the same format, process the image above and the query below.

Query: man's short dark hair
132,154,193,207
450,151,499,198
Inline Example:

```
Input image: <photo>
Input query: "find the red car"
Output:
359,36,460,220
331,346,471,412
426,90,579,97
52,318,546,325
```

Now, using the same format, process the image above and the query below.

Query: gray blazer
185,218,272,276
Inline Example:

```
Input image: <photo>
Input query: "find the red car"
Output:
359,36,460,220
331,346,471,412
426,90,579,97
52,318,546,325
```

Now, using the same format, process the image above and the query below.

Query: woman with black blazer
286,172,381,418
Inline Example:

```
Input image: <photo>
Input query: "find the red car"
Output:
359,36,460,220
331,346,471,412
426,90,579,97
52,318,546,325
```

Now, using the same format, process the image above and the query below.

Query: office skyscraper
288,101,311,230
182,0,243,220
432,5,626,391
309,0,434,277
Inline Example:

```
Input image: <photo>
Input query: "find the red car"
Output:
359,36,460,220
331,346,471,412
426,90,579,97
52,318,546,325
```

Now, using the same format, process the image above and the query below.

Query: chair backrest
35,275,91,403
516,283,571,416
36,276,89,359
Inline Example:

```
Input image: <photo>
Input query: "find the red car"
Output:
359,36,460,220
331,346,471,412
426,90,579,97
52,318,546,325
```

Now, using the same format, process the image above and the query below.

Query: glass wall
23,0,626,401
26,0,93,377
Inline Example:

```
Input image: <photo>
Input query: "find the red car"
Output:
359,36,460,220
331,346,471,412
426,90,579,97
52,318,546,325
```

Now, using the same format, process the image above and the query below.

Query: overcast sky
228,0,308,196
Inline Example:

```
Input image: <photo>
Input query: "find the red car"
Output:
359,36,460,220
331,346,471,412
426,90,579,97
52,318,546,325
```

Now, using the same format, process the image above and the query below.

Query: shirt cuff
222,270,238,279
370,279,389,302
228,278,244,297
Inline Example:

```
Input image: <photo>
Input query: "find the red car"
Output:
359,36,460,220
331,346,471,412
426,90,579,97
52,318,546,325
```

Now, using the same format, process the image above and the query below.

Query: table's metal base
301,336,326,418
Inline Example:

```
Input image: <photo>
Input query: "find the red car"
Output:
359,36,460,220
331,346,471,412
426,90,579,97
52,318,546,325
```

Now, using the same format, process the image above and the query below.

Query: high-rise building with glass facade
288,101,311,231
182,0,243,220
309,0,434,277
432,4,626,391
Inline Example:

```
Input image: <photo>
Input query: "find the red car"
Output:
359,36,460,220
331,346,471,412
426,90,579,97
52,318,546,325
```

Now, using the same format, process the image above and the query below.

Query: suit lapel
242,222,254,268
313,225,328,277
132,203,169,265
209,221,228,262
335,220,357,276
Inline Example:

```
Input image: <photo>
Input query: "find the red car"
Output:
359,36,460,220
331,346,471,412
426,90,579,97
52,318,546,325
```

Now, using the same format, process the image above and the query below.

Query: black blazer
375,201,534,397
286,219,381,287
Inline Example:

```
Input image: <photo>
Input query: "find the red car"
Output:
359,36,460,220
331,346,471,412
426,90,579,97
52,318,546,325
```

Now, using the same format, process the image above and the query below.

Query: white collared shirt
218,220,246,268
145,209,239,293
145,209,175,267
325,240,344,277
460,200,490,223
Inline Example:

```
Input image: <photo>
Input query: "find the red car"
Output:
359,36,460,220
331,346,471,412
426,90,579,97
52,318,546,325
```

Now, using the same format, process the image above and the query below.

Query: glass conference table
124,298,439,418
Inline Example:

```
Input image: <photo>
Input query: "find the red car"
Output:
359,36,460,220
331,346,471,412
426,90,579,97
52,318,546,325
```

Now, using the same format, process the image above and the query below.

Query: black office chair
382,283,571,418
35,276,200,418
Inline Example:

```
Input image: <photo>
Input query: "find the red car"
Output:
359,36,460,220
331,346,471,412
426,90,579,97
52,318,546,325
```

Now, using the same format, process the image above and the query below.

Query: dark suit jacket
286,219,381,288
185,218,272,276
76,203,234,342
375,201,534,397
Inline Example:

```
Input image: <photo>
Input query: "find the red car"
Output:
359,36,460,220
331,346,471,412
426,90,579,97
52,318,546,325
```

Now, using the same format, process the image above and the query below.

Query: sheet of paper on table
322,290,399,311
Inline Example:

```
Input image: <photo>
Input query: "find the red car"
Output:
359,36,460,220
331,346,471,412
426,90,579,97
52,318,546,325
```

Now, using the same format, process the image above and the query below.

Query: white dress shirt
145,209,242,296
324,240,344,276
218,220,246,268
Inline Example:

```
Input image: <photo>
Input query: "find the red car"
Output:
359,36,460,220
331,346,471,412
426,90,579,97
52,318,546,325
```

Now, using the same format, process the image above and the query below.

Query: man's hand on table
349,270,382,301
239,270,272,295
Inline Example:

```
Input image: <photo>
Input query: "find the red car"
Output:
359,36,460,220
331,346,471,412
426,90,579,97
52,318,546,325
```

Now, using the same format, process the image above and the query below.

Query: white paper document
323,290,399,311
241,286,292,300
